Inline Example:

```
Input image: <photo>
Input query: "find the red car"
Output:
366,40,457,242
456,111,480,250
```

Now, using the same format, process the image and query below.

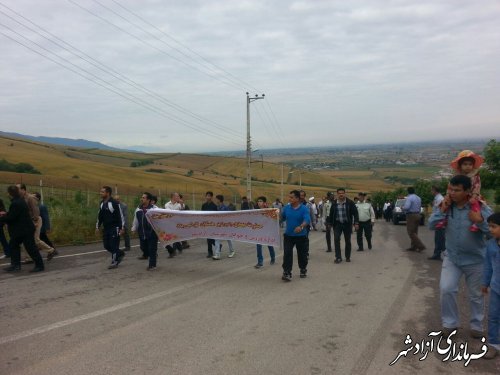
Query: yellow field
0,135,415,201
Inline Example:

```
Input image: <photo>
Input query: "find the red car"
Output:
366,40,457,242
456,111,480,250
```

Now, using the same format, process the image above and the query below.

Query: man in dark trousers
96,186,125,269
201,191,218,258
0,185,44,272
131,192,158,271
328,188,359,264
34,192,57,260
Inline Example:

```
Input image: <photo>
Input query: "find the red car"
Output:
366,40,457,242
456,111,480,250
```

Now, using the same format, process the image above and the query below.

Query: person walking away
254,196,276,268
356,193,375,251
481,213,500,359
96,186,125,269
403,187,426,252
0,198,11,259
429,175,492,339
309,197,318,231
428,186,445,261
34,192,57,260
0,185,44,272
115,195,131,251
281,190,311,281
202,191,218,258
213,195,236,260
131,192,158,270
327,188,359,264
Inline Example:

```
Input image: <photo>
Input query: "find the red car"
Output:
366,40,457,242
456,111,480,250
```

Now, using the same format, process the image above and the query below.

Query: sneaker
254,263,263,269
137,255,148,260
270,259,275,265
357,248,364,252
116,251,125,265
108,262,118,269
368,244,372,250
29,266,44,273
281,273,292,282
206,254,213,258
147,266,157,271
212,255,221,260
334,258,342,264
4,265,21,272
300,270,307,278
228,251,235,258
47,249,56,261
346,258,351,262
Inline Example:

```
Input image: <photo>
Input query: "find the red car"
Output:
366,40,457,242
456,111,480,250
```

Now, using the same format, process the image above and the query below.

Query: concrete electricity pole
246,92,265,201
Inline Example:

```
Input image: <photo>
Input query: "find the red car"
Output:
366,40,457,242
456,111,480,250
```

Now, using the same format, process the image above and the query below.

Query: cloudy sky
0,0,499,152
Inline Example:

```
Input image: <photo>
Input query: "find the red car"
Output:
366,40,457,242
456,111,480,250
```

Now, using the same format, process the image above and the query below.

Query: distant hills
0,131,124,151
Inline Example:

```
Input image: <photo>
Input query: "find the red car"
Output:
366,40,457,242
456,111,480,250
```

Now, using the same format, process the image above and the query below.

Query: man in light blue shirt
403,187,426,252
429,175,493,337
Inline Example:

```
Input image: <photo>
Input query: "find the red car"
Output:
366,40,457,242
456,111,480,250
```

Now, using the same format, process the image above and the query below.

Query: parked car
392,198,425,226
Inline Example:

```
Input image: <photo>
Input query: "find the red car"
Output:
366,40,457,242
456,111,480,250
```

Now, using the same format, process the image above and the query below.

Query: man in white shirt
164,192,183,257
356,193,375,251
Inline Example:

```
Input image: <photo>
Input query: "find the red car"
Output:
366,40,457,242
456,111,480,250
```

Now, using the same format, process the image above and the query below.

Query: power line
256,100,287,146
0,3,243,138
108,0,262,93
68,0,243,91
0,25,244,147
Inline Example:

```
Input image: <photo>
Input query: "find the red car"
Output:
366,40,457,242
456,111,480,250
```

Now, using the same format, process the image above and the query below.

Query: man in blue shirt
281,190,311,281
429,175,493,338
403,187,426,252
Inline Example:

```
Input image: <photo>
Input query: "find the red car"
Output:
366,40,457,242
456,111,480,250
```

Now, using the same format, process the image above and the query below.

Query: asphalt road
0,221,498,375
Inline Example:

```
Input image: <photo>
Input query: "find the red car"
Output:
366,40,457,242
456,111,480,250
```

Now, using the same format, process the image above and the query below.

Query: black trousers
356,221,372,250
282,235,308,275
207,239,215,256
325,223,332,251
10,233,44,268
333,222,352,260
40,232,55,249
166,242,182,255
140,236,158,267
103,227,121,262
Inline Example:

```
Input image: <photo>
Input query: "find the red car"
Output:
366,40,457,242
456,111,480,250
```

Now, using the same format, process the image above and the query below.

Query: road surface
0,221,498,374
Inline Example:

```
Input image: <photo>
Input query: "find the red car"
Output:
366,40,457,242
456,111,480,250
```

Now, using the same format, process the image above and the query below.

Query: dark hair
290,190,300,199
487,213,500,225
0,198,5,211
407,187,415,194
102,186,112,195
242,196,247,200
179,194,183,199
143,192,153,201
7,185,20,198
257,196,267,203
216,194,224,202
34,192,41,200
336,188,345,193
431,185,440,193
299,190,306,195
151,195,157,203
17,183,27,191
458,157,475,167
206,191,213,197
449,175,472,191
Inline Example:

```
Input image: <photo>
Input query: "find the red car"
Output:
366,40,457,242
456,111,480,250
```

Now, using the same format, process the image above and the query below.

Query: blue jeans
440,254,484,330
433,228,445,258
0,224,10,256
488,289,500,347
256,244,275,265
214,240,233,256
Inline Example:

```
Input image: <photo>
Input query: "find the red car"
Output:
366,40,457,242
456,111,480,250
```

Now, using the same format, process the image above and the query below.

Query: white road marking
0,257,280,346
0,245,140,266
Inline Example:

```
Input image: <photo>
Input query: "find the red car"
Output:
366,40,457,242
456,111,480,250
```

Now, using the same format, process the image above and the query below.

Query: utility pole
246,92,265,201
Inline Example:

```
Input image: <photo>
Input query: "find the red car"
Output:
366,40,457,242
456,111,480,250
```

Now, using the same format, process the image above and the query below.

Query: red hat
450,150,484,172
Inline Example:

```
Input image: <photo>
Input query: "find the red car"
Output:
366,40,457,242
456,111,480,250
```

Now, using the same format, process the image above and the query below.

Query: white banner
146,208,281,247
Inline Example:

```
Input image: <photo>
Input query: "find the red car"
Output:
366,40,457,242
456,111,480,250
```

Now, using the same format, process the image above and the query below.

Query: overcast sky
0,0,499,152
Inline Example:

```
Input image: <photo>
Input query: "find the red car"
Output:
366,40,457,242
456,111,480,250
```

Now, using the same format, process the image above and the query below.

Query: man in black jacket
327,188,359,264
131,192,158,271
201,191,218,258
96,186,125,269
0,185,44,272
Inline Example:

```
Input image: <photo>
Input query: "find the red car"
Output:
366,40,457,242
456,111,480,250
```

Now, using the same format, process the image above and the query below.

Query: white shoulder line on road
0,245,140,266
0,257,276,346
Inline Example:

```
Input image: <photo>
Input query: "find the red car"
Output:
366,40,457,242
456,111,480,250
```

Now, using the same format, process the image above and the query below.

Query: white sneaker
228,251,235,258
212,254,221,260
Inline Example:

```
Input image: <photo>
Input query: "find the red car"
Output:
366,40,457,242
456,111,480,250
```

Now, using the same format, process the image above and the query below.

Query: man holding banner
281,190,311,281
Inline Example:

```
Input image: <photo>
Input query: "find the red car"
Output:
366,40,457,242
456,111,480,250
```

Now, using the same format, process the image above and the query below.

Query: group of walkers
0,149,499,359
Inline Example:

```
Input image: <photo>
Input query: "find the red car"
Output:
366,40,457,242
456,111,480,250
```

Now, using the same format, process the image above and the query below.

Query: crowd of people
0,149,499,358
